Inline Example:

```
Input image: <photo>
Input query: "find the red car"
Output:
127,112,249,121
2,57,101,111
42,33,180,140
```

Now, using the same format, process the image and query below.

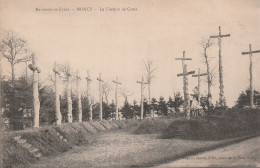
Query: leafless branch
58,63,72,80
120,88,132,102
47,73,55,86
143,58,157,83
200,37,215,100
102,82,111,104
0,30,29,83
0,30,27,64
201,37,214,50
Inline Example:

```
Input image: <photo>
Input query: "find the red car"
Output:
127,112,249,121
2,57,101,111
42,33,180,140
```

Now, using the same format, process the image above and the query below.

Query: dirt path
28,129,259,168
155,136,260,167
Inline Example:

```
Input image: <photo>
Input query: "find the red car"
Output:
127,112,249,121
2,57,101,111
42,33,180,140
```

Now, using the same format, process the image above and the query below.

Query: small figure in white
191,96,202,117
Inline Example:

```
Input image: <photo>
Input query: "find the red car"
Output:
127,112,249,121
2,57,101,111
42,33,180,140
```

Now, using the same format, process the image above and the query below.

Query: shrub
133,117,179,134
161,109,260,140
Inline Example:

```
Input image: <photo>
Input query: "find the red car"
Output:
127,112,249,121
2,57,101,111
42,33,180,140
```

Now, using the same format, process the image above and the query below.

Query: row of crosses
54,64,123,124
29,26,259,127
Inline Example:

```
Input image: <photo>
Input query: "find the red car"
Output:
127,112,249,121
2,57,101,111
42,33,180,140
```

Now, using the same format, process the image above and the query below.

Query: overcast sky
1,0,260,106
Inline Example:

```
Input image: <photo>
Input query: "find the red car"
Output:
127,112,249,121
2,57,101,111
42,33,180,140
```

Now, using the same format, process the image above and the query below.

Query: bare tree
0,30,29,84
208,66,217,86
120,88,132,103
201,38,214,104
47,73,55,86
143,58,156,116
102,82,111,104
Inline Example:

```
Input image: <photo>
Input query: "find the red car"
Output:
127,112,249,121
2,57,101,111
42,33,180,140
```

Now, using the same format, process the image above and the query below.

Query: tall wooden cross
175,51,192,116
113,76,122,120
210,26,230,107
97,73,104,120
76,70,82,122
192,68,207,105
175,51,192,69
53,62,62,125
137,76,149,120
242,44,260,108
177,64,195,120
28,53,41,128
85,70,93,120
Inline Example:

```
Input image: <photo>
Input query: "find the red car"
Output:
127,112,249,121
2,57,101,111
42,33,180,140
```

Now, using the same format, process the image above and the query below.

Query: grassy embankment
2,119,140,168
161,109,260,140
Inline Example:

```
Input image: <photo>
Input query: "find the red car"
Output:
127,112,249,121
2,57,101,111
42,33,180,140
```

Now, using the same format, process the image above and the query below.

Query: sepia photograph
0,0,260,167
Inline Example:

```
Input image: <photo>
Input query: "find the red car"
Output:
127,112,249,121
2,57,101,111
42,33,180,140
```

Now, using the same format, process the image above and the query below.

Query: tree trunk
148,83,153,117
115,84,119,120
204,48,212,106
11,62,15,86
54,64,62,125
89,103,93,121
77,77,82,122
87,80,92,121
67,76,73,123
26,61,28,79
140,83,144,120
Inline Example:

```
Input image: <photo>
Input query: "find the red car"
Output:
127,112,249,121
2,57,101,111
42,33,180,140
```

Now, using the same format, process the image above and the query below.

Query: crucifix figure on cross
113,76,122,120
85,70,93,121
210,26,230,107
177,64,195,120
137,76,149,120
28,53,41,128
192,68,207,105
242,44,260,108
97,73,104,120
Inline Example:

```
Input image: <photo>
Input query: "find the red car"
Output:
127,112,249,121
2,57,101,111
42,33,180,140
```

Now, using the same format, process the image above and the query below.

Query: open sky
1,0,260,106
